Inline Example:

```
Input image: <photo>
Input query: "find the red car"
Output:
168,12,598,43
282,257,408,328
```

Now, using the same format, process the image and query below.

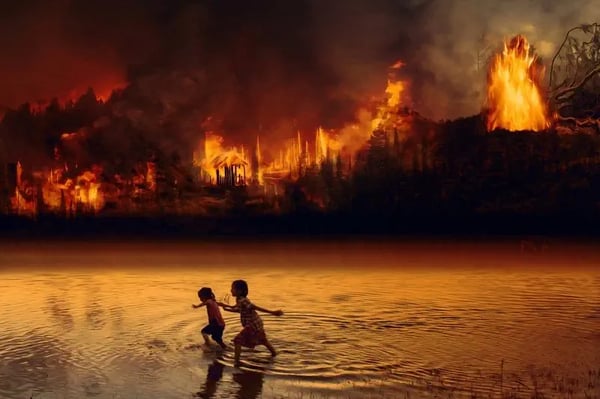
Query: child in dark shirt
192,287,227,351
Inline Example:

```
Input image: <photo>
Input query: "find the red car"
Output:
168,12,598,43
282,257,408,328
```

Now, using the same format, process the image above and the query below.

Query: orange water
0,241,599,399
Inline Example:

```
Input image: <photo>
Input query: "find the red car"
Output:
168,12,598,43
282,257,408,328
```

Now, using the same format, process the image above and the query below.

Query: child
192,287,227,351
218,279,283,366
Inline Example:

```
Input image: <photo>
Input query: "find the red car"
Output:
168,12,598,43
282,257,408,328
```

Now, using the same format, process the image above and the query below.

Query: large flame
486,35,550,132
371,60,407,132
195,132,250,184
194,60,409,186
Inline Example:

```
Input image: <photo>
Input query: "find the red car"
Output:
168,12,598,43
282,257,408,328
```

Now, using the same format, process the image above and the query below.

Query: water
0,240,599,399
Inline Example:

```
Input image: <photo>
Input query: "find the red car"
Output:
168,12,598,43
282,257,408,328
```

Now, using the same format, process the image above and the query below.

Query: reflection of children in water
233,369,264,399
194,360,264,399
194,361,224,399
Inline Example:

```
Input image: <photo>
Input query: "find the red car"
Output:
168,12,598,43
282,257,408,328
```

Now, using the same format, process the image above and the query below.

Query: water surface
0,240,599,399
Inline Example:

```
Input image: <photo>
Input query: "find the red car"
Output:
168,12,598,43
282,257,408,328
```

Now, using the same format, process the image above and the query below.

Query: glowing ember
486,35,550,132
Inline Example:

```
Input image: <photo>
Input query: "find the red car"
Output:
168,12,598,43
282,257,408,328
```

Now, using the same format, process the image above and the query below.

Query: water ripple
0,260,598,399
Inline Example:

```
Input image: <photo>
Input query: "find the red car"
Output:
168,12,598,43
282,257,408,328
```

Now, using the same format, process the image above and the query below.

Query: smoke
400,0,600,120
0,0,152,107
0,0,597,139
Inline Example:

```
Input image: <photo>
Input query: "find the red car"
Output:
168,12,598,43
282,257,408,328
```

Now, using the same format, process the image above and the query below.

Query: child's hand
272,309,284,316
192,304,199,309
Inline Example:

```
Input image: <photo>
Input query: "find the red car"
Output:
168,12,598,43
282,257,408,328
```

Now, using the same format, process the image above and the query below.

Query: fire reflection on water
0,241,599,399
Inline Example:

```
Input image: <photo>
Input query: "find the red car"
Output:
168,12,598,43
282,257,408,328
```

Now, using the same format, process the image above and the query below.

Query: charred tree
549,23,600,133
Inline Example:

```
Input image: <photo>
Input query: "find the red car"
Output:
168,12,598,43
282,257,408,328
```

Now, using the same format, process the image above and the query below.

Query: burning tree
549,23,600,132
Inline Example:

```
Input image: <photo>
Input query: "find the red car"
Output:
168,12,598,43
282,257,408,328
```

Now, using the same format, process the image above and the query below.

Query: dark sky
0,0,597,124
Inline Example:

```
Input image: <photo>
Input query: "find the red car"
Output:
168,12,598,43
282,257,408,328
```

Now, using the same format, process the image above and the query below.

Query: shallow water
0,240,599,399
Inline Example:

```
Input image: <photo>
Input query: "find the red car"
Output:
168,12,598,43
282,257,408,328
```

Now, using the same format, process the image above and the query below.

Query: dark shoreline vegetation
2,210,600,240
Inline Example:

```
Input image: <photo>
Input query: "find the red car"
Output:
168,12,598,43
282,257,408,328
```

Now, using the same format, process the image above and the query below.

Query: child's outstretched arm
191,303,206,309
217,302,240,313
253,304,284,316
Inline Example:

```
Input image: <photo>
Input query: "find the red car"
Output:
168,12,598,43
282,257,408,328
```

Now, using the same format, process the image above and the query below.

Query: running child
218,279,283,366
192,287,227,350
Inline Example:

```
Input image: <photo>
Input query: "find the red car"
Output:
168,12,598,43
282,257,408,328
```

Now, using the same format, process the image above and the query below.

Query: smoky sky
0,0,598,126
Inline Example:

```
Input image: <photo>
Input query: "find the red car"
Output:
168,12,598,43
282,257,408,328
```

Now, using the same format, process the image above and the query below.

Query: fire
7,57,416,217
315,127,341,164
371,60,407,132
247,61,408,184
192,60,409,188
486,35,550,132
255,136,263,185
195,132,250,185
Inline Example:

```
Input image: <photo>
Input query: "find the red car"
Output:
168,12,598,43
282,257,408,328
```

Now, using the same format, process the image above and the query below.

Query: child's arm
253,304,284,316
191,303,206,309
217,302,240,313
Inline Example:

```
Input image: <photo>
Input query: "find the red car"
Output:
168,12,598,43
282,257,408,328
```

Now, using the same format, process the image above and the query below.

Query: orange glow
486,35,550,132
195,132,250,184
258,127,343,181
262,134,303,179
35,163,105,214
29,77,127,113
255,136,264,185
314,127,340,164
65,73,127,103
371,60,408,132
193,60,410,187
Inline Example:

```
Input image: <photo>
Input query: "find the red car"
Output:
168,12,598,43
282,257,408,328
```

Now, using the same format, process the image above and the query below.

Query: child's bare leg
201,333,211,346
217,340,227,349
263,337,277,357
234,343,242,366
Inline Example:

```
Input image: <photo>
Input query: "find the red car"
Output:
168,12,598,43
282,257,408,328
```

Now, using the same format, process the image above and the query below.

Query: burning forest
1,17,600,234
0,61,414,218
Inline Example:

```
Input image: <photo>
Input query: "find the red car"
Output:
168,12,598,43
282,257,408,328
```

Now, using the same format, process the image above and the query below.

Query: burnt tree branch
549,26,586,89
552,63,600,101
556,116,600,134
548,22,600,89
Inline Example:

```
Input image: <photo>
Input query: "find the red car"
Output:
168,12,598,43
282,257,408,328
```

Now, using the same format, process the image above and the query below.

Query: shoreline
3,211,600,240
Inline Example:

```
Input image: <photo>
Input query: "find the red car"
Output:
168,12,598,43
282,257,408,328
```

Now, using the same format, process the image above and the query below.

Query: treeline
0,88,195,180
283,114,600,224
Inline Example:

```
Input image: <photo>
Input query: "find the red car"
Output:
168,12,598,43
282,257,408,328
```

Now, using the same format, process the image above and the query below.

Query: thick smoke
0,0,145,107
309,0,599,121
400,0,600,120
0,0,597,142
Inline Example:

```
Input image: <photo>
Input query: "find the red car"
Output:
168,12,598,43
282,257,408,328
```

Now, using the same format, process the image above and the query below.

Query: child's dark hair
198,287,215,301
232,280,248,297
